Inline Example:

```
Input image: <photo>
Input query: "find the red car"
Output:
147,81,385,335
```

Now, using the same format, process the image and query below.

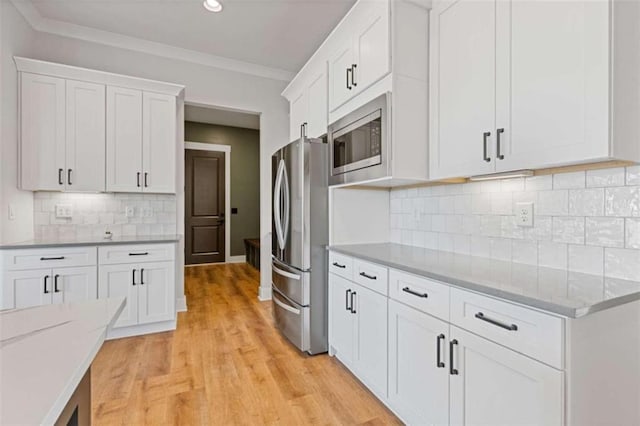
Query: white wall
1,1,36,244
0,4,289,300
330,187,390,245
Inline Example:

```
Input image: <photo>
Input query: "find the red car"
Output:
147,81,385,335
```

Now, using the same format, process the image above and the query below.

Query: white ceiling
28,0,356,73
185,104,260,129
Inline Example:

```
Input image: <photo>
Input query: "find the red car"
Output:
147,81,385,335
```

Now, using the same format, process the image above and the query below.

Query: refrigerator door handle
273,264,301,281
281,162,291,247
273,293,301,315
273,159,286,250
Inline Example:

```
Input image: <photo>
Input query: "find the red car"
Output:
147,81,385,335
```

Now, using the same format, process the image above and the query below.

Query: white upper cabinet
20,75,105,191
430,0,640,179
106,86,143,192
327,0,390,112
65,80,106,191
286,65,328,141
429,0,497,178
20,73,67,191
142,92,176,193
106,90,176,193
16,57,183,194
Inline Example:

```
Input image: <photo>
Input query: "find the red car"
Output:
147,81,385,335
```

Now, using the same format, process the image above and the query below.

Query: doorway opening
184,104,260,266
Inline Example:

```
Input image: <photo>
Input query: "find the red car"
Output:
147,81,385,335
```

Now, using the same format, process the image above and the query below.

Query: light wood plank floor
92,263,401,425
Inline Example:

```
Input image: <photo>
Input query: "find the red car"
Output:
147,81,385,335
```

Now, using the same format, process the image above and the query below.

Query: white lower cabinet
98,260,175,330
388,300,449,426
328,252,568,426
1,266,96,310
449,326,563,426
329,273,388,399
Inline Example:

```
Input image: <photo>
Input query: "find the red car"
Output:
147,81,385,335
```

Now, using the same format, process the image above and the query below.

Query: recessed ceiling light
203,0,223,12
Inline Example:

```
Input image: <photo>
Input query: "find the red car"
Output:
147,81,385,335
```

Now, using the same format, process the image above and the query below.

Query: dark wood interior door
185,149,225,264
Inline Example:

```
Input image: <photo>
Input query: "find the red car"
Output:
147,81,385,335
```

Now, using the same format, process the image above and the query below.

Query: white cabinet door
306,69,328,139
98,264,138,328
495,0,609,171
388,300,450,425
328,40,355,111
2,270,52,309
51,266,97,304
430,0,496,179
106,86,143,192
65,80,106,192
20,73,66,191
142,92,176,193
137,261,175,325
289,89,307,142
353,283,388,398
449,326,563,426
351,0,390,94
329,274,355,366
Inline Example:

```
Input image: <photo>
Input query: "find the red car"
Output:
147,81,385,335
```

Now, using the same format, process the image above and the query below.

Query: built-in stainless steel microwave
328,93,390,186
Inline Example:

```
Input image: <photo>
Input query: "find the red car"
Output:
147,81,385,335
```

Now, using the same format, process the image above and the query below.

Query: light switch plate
516,202,534,227
125,206,135,218
55,204,73,218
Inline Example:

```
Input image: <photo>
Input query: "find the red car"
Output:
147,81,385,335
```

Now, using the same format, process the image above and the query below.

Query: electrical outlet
516,202,534,227
55,204,73,218
125,206,135,218
142,207,153,218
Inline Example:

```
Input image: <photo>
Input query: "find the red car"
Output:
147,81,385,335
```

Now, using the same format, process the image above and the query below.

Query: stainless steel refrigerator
271,136,328,355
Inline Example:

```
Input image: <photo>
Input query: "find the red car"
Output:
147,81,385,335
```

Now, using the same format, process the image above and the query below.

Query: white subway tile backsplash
538,242,568,269
552,217,585,244
568,245,604,275
553,171,585,189
605,187,640,217
538,190,569,216
525,175,553,191
587,168,626,188
512,240,538,265
585,217,625,248
34,192,176,239
626,218,640,249
389,166,639,279
627,166,640,186
604,248,640,281
568,188,604,216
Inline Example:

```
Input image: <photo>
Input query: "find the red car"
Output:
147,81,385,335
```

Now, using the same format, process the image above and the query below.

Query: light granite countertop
0,234,180,249
0,297,125,425
329,243,640,318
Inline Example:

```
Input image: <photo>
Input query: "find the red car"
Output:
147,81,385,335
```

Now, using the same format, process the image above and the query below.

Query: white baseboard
176,297,187,312
258,286,272,301
106,319,177,340
228,255,246,263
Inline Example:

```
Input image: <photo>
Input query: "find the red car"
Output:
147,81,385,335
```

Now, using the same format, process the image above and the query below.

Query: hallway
92,263,400,425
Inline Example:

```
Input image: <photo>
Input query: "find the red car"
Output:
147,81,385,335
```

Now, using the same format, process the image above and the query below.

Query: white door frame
184,141,232,263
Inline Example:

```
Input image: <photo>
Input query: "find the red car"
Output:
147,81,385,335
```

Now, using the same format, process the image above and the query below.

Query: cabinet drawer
98,243,175,265
353,259,388,296
329,251,353,280
450,288,564,369
389,269,450,321
1,246,97,271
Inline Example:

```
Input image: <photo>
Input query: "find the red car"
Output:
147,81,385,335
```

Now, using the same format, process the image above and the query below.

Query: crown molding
9,0,295,82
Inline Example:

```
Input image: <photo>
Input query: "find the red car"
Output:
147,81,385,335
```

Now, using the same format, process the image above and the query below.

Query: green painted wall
185,122,260,257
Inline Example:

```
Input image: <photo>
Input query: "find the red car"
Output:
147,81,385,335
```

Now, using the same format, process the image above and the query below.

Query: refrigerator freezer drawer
272,259,309,306
272,288,310,352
